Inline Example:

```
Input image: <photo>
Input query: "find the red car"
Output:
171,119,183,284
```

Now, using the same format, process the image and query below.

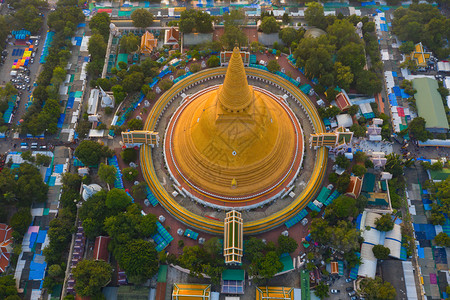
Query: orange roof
165,27,179,44
93,236,110,261
330,262,339,274
335,92,351,111
0,224,12,273
141,31,158,54
346,176,362,198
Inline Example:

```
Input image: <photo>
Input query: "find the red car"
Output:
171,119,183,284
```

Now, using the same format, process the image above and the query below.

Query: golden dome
167,48,302,201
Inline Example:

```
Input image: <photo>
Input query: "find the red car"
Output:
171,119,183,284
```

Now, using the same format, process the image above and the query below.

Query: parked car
351,296,358,300
34,39,39,46
348,291,357,297
330,289,340,294
346,287,354,292
345,278,353,283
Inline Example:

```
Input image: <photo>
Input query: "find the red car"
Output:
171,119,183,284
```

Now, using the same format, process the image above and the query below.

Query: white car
34,39,39,46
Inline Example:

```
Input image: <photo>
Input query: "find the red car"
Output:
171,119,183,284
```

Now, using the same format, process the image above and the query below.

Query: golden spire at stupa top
217,47,253,112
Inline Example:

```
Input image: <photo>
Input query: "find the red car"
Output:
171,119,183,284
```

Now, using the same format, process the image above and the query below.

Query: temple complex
164,47,304,208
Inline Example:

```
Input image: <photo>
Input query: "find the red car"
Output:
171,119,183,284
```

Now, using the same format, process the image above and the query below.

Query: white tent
336,114,353,128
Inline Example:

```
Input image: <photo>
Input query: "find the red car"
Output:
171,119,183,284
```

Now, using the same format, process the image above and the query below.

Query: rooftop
412,77,449,130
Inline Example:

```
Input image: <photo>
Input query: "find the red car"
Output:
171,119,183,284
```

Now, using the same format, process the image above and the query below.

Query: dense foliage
392,4,450,59
294,11,382,96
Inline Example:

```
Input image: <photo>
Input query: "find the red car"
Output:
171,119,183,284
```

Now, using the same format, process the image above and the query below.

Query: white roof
384,225,402,259
358,211,403,278
88,129,105,138
358,243,377,278
336,114,353,128
360,102,373,115
437,61,450,72
87,89,99,115
402,261,418,300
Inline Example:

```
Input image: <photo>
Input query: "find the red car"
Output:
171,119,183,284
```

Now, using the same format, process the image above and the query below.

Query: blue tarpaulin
57,113,65,128
362,1,376,6
36,230,47,243
67,97,75,109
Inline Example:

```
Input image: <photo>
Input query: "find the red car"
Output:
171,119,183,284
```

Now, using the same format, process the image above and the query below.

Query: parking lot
326,276,357,300
0,13,48,130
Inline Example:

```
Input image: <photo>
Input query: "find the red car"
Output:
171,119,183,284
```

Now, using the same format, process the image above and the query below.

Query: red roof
346,176,362,198
93,236,110,261
165,27,179,44
0,224,12,273
335,92,351,111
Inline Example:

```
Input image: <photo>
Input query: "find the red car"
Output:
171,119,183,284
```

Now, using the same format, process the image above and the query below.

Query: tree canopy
89,12,111,40
75,140,111,166
435,232,450,247
179,9,213,33
277,235,298,254
406,117,432,142
106,188,132,211
260,16,280,34
73,260,112,297
116,239,159,283
375,214,394,232
372,244,390,260
98,163,116,185
359,277,396,300
305,2,326,29
131,8,154,28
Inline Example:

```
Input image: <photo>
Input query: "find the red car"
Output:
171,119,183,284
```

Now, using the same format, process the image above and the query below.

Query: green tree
384,153,404,177
207,55,220,68
179,10,196,33
352,164,367,177
131,8,154,28
21,150,35,163
89,12,111,40
122,167,138,182
359,277,396,300
221,25,248,49
127,118,143,130
407,117,432,142
372,245,390,260
120,32,140,53
190,63,201,73
279,27,302,47
79,190,109,239
355,70,382,95
106,188,132,211
350,124,367,138
132,182,147,200
258,251,283,280
277,235,298,254
123,72,145,93
435,232,450,247
375,214,394,232
305,2,326,29
335,154,350,169
337,42,366,74
73,260,112,297
36,154,51,166
75,140,110,166
223,10,245,26
336,173,351,193
314,282,329,299
334,62,354,91
116,239,159,283
43,208,75,265
88,33,107,60
326,195,358,220
159,79,174,91
0,275,19,299
267,60,281,73
112,85,126,104
10,207,32,239
195,10,213,33
16,163,49,205
260,16,280,34
399,41,415,54
121,148,137,164
98,163,116,185
14,5,43,33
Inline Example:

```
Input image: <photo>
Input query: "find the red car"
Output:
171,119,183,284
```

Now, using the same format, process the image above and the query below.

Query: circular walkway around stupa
141,67,327,235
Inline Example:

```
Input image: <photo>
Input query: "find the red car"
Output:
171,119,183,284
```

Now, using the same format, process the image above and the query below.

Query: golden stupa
168,47,300,200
